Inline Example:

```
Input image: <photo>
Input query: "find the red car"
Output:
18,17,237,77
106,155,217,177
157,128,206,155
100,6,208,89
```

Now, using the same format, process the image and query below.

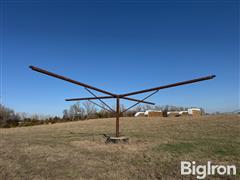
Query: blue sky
1,0,239,116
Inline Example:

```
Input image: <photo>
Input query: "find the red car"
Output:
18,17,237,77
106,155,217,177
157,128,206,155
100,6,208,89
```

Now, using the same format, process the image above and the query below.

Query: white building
134,112,145,117
188,108,201,115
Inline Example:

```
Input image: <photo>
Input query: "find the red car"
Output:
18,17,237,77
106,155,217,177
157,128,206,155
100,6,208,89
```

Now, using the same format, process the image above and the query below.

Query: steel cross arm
65,96,113,101
65,96,155,105
29,66,117,97
119,75,216,97
122,96,155,105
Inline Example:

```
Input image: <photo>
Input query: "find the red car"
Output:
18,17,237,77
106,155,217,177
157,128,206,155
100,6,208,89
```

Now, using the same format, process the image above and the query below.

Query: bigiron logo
181,161,237,179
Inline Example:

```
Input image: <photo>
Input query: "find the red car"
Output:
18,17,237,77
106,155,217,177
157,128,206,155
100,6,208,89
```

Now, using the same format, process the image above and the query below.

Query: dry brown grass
0,115,239,179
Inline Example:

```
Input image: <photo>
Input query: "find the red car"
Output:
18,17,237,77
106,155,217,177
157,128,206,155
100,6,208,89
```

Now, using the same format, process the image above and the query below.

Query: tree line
0,103,204,128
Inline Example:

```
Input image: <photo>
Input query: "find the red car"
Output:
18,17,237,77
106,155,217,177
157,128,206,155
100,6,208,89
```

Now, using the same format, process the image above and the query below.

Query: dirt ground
0,115,239,179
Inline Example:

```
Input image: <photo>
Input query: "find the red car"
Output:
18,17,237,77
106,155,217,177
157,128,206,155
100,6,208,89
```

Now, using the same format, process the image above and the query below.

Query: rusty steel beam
119,75,216,97
65,96,155,105
29,66,117,97
65,96,112,101
122,97,155,105
116,97,120,137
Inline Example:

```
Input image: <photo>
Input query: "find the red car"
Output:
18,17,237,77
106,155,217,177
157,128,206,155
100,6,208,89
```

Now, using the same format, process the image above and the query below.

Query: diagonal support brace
85,87,115,113
121,90,159,114
88,100,115,113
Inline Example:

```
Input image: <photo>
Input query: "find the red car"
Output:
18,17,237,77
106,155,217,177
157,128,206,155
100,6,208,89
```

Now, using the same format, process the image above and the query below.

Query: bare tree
69,102,85,120
17,112,28,120
63,109,69,119
83,101,97,119
0,104,20,127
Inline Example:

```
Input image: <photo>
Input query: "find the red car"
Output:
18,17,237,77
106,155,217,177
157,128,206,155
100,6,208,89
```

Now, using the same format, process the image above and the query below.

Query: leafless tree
83,101,97,119
69,102,85,120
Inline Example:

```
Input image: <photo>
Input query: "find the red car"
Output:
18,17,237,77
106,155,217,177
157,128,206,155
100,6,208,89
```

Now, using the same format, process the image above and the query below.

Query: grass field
0,115,239,179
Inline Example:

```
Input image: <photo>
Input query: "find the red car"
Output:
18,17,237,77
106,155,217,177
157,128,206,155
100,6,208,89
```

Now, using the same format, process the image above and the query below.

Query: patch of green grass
153,142,195,154
213,145,240,157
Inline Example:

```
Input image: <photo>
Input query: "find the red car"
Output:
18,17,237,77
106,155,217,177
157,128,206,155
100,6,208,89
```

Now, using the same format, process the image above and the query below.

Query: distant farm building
134,108,202,118
179,111,188,116
134,112,145,117
167,111,180,117
134,110,163,117
188,108,202,116
144,110,163,117
233,109,240,114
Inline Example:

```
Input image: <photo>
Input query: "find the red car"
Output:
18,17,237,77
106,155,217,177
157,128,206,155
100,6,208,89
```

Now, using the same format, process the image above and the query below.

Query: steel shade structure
29,65,216,137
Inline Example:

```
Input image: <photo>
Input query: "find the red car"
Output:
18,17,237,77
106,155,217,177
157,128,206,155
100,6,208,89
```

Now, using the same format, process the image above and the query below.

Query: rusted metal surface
30,65,216,138
29,66,117,97
116,97,120,137
65,96,114,101
65,96,112,101
119,75,216,97
65,96,155,105
122,97,155,105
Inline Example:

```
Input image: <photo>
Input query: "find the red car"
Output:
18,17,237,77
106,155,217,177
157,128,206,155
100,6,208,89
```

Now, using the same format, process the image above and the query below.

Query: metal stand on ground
29,65,215,143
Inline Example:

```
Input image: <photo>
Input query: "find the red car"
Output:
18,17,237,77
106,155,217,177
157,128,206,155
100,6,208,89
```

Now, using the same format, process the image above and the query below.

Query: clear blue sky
1,0,239,116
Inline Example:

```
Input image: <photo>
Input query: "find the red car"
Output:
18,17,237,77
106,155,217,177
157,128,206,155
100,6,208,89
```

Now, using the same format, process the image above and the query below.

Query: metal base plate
105,136,129,144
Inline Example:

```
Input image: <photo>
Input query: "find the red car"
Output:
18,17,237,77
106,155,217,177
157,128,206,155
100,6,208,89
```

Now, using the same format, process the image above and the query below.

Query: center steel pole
29,65,216,139
116,97,120,137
